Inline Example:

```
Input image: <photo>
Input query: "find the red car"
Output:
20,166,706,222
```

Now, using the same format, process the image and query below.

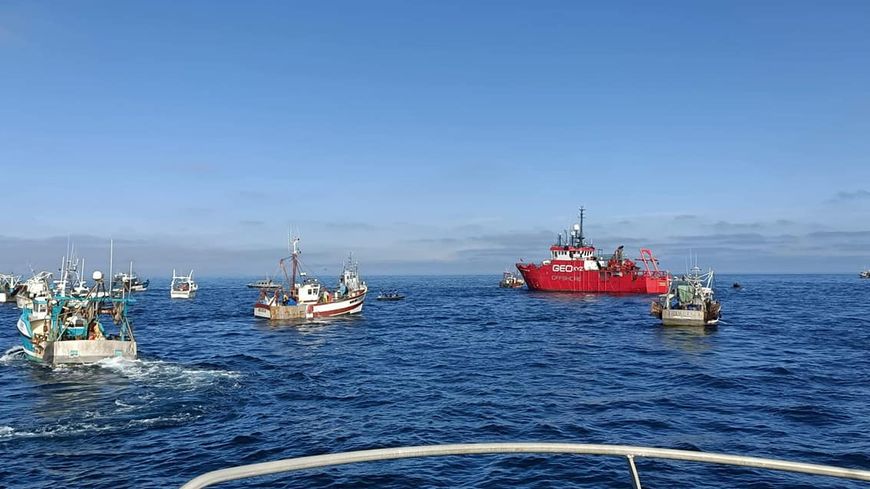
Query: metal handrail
179,442,870,489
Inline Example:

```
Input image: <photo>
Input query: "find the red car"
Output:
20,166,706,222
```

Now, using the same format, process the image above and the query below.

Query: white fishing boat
171,270,198,299
0,273,21,303
15,271,54,309
112,261,149,293
651,266,721,327
860,267,870,279
253,237,367,320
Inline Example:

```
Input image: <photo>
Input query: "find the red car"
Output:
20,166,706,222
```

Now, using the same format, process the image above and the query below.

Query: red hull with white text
515,209,670,294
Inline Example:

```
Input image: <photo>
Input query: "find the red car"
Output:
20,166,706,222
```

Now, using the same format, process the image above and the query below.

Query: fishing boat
376,290,405,301
52,251,89,297
651,266,721,327
171,269,198,299
14,271,53,309
16,270,137,364
0,273,20,303
253,237,367,320
499,271,525,288
246,277,282,289
112,261,149,293
515,208,670,294
860,268,870,279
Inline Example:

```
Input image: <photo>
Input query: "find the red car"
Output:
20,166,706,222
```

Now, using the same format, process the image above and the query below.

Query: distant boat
516,207,670,294
253,237,367,320
651,267,721,327
171,269,198,299
376,290,405,301
14,271,53,309
112,261,149,293
860,268,870,279
732,282,741,289
499,271,525,288
0,273,21,303
246,278,282,290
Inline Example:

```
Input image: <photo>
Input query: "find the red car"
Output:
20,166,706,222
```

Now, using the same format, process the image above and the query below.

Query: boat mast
290,237,299,292
578,206,586,247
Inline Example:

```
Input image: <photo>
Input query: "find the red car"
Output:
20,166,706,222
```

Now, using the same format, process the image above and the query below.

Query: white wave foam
0,412,203,440
114,399,135,409
1,346,25,364
96,357,240,389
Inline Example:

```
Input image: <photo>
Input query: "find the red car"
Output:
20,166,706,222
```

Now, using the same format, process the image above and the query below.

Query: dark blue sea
1,275,868,488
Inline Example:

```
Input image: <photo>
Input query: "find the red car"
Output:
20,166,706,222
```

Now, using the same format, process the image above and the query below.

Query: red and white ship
254,237,367,320
516,208,670,294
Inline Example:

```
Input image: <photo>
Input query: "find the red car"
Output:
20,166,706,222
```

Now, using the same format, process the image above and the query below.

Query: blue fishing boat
16,270,137,365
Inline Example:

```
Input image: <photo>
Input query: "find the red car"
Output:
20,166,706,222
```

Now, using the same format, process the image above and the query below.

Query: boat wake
0,346,26,364
0,412,201,441
94,357,242,389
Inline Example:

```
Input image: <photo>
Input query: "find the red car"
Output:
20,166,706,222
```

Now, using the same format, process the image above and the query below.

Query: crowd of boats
0,241,204,366
3,207,868,367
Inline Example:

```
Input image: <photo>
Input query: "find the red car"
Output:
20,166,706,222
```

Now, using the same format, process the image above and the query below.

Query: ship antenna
578,206,586,246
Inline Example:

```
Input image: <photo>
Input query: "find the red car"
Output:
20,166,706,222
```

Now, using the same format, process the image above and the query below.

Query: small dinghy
376,290,405,301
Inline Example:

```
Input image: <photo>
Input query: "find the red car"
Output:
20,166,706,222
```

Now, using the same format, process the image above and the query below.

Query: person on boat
88,321,104,340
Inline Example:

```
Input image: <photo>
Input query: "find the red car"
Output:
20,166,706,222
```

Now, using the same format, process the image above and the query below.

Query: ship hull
660,309,718,327
171,290,196,299
516,263,669,294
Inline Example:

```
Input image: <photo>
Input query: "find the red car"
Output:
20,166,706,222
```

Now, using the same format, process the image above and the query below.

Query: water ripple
0,275,868,488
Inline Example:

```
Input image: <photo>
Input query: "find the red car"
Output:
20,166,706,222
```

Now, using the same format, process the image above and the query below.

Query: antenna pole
109,239,114,291
579,206,586,246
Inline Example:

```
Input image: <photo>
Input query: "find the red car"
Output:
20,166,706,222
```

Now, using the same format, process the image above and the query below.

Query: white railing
180,442,870,489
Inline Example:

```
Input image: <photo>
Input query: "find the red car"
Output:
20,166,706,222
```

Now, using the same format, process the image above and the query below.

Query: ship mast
290,237,299,292
578,206,586,247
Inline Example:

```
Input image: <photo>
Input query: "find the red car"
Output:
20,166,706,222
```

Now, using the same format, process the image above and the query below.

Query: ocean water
0,275,868,488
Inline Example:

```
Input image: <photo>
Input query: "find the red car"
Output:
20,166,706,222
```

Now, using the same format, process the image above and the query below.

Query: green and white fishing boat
16,270,137,365
650,266,721,327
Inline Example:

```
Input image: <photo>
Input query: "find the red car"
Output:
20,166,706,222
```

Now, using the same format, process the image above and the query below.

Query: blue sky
1,1,869,276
